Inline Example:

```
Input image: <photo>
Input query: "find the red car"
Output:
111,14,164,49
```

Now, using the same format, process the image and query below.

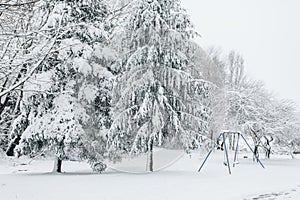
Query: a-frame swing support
233,133,240,167
198,132,265,175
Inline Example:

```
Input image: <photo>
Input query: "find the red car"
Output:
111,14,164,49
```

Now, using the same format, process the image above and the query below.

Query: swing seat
233,161,239,165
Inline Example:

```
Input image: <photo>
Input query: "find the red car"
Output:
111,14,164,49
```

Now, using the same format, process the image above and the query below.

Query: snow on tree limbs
107,0,212,162
2,0,298,174
7,0,114,172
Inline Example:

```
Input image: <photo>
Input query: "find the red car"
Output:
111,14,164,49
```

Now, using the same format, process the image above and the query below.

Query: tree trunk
265,138,271,159
266,147,271,159
253,145,259,162
6,135,21,156
53,157,62,173
265,145,269,159
4,87,24,156
149,139,154,172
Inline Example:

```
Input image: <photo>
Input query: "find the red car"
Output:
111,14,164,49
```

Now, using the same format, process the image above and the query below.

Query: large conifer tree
11,0,115,172
108,0,212,171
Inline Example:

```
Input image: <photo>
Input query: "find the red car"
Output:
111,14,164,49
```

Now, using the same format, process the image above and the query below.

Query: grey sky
182,0,300,105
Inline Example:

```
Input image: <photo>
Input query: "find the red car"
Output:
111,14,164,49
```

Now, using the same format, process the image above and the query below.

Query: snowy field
1,150,300,200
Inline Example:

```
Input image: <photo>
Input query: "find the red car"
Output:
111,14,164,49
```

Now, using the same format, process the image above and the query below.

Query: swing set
198,131,265,175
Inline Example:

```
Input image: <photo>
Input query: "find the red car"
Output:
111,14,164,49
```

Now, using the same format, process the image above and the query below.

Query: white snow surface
0,150,300,200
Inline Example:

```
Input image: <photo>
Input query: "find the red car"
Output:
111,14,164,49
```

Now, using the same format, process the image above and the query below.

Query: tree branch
0,0,40,7
0,13,63,98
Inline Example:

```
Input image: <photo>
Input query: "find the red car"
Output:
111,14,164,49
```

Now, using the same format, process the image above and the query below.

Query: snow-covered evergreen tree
11,0,115,172
108,0,212,171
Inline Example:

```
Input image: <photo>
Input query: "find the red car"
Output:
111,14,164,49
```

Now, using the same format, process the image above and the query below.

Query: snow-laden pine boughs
12,0,115,171
16,94,88,158
107,0,212,158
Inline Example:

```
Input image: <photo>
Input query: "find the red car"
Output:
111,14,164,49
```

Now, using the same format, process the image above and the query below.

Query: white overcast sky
182,0,300,105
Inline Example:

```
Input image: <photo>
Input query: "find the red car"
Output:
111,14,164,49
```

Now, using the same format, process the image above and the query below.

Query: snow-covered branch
0,0,40,7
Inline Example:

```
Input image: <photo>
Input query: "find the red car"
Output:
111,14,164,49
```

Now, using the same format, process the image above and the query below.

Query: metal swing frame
198,132,265,175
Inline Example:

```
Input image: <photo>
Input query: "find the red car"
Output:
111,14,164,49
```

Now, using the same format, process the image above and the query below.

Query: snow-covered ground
0,150,300,200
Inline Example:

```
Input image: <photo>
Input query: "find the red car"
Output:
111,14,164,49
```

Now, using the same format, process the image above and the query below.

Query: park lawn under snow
0,150,300,200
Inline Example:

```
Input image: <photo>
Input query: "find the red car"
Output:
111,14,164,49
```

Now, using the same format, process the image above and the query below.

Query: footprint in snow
246,192,290,200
